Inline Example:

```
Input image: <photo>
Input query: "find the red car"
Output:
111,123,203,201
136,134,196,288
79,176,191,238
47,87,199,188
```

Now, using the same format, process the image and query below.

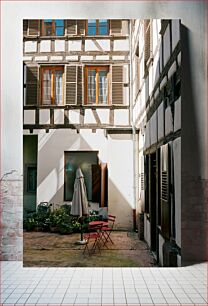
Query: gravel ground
23,231,157,267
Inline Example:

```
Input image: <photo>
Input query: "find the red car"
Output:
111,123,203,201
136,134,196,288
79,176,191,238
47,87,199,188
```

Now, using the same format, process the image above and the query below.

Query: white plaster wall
69,110,80,124
84,110,97,124
108,135,134,230
112,55,125,60
68,40,82,51
163,24,171,66
152,19,161,55
159,233,165,266
165,106,173,136
54,109,64,124
39,109,50,124
24,110,35,125
173,137,181,247
50,56,63,61
96,109,109,124
55,40,65,52
96,55,109,60
81,56,93,61
168,61,177,79
40,40,51,53
85,40,110,51
34,56,47,61
158,102,164,140
114,109,129,125
144,121,150,149
172,19,180,51
66,55,78,61
150,111,157,145
114,39,129,51
37,129,108,206
25,41,37,53
174,97,181,132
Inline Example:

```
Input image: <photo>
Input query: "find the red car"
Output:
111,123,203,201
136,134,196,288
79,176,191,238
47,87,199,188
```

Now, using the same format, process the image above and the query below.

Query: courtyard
23,231,156,267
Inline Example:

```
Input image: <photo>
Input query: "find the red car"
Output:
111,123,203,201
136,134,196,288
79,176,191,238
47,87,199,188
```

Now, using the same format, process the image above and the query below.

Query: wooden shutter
144,155,149,213
92,164,101,204
110,20,122,35
144,20,151,64
160,144,170,239
66,20,77,35
141,155,145,210
26,66,39,105
28,20,40,36
77,66,83,105
77,20,85,35
112,65,123,104
65,65,77,104
23,20,28,36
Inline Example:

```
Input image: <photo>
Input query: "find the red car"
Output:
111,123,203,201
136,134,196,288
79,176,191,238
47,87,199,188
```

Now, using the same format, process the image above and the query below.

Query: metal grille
161,171,168,201
141,173,144,190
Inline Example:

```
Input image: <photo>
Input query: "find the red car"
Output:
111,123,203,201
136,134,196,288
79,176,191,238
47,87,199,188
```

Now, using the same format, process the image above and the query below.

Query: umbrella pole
76,216,87,245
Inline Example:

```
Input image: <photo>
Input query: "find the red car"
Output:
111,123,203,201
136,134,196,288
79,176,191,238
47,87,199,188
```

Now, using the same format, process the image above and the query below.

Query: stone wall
0,171,23,260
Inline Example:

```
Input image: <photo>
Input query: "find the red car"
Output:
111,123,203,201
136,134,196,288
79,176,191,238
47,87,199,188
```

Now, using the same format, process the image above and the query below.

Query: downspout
129,20,137,231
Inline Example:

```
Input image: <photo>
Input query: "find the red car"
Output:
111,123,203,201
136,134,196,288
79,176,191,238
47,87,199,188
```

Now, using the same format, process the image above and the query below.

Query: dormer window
42,19,64,36
87,19,108,35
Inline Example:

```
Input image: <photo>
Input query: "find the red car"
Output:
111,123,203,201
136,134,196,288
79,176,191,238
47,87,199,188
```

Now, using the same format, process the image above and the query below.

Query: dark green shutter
112,66,123,104
26,66,38,105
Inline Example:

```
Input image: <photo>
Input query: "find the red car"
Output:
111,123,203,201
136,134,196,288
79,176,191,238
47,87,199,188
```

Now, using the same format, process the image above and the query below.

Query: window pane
88,19,96,35
56,27,64,36
55,19,64,26
99,70,108,104
65,152,98,201
42,70,52,105
54,70,63,105
99,19,108,35
88,70,96,104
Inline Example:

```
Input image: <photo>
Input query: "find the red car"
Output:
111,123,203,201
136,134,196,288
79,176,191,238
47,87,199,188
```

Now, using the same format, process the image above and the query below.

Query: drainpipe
129,20,137,231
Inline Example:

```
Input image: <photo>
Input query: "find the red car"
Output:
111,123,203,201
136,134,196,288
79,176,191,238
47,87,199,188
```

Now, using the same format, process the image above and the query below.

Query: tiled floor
0,261,207,305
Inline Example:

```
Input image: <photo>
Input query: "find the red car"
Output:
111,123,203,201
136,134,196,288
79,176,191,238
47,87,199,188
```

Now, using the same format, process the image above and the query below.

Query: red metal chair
101,215,116,246
83,223,103,255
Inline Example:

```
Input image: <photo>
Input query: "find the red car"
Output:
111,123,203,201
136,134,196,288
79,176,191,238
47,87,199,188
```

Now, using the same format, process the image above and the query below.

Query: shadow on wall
181,25,208,265
29,129,134,230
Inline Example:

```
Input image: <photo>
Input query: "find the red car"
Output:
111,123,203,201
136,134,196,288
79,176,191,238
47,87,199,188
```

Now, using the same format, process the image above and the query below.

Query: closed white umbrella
71,167,89,244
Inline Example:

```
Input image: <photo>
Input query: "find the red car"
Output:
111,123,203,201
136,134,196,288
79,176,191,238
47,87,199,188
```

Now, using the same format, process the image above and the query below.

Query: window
42,19,64,36
85,66,109,105
87,19,108,35
41,66,64,105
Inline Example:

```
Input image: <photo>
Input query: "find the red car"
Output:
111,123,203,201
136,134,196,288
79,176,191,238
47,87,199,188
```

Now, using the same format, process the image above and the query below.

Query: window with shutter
86,20,108,35
110,20,122,35
28,20,40,36
65,66,77,105
144,19,152,71
85,66,109,105
66,20,77,35
112,65,123,104
41,20,64,36
26,66,39,105
41,66,64,105
160,144,170,239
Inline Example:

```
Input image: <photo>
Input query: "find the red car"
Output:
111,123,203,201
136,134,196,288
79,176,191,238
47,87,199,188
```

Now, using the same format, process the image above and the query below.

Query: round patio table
89,221,108,226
